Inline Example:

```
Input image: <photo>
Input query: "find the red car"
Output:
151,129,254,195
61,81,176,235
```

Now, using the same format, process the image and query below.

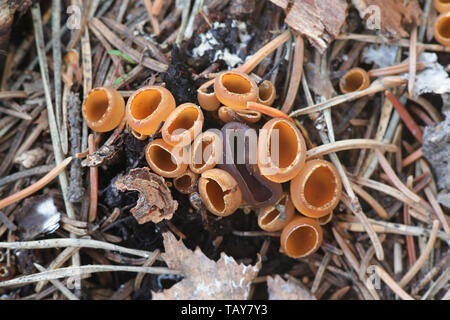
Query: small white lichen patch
363,44,399,68
191,20,252,69
414,52,450,96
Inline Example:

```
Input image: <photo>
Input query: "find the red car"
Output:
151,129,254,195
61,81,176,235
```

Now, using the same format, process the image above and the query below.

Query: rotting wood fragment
114,168,178,224
270,0,348,53
351,0,423,39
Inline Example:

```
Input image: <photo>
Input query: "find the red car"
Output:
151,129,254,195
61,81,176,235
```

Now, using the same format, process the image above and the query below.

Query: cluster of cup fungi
82,31,345,260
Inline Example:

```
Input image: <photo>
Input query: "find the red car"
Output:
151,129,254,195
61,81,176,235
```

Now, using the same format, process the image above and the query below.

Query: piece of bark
352,0,423,39
267,275,317,300
0,0,32,51
153,232,261,300
270,0,348,53
422,112,450,192
114,168,178,224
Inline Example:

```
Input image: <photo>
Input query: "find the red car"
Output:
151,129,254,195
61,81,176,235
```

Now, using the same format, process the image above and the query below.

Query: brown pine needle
402,148,423,167
281,35,304,114
143,0,161,36
246,101,292,122
88,134,98,222
350,182,389,219
306,139,397,159
409,26,418,97
374,265,414,300
399,220,440,288
0,157,72,210
235,30,291,74
374,149,421,203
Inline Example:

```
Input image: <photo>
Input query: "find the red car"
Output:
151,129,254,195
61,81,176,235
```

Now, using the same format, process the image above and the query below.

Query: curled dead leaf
152,232,261,300
114,168,178,224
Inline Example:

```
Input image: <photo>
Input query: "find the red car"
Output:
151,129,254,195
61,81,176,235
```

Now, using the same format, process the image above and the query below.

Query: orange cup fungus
339,67,370,94
214,71,258,110
198,168,243,217
126,86,176,136
434,0,450,13
258,118,306,183
290,159,342,218
280,216,323,259
161,103,204,147
434,11,450,46
82,87,125,132
145,138,188,178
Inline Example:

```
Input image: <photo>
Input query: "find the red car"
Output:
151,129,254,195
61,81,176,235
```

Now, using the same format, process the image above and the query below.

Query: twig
0,157,72,210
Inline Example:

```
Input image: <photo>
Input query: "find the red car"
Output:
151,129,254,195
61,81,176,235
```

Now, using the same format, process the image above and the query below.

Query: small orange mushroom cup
257,80,276,106
82,87,125,132
258,193,295,232
197,79,221,112
434,0,450,13
189,130,223,174
126,86,176,136
258,118,306,183
198,168,242,217
214,71,258,110
290,159,342,218
145,138,188,178
339,68,370,94
434,11,450,47
161,103,204,147
280,216,323,259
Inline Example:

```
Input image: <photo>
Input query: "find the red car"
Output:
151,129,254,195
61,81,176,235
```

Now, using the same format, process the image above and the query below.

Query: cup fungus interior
85,90,109,122
193,139,213,169
285,225,317,257
343,71,365,92
222,73,252,95
261,196,287,225
205,178,226,212
437,15,450,39
148,144,177,172
174,174,192,190
270,122,298,169
259,82,273,101
168,107,199,134
303,165,336,208
130,89,162,120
